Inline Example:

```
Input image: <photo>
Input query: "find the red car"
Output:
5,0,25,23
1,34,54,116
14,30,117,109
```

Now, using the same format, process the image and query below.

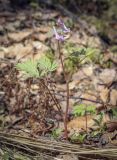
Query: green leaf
70,133,86,143
2,152,10,160
16,59,39,78
52,128,63,139
93,118,100,126
38,56,57,73
112,108,117,118
73,104,96,117
16,57,57,79
87,105,96,114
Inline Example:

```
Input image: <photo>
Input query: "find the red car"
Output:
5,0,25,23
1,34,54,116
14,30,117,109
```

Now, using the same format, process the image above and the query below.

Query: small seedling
52,128,63,139
70,132,87,143
93,112,107,133
73,104,96,117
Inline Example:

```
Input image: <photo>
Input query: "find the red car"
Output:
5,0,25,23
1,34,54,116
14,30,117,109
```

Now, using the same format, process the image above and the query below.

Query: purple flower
53,26,64,41
57,18,70,33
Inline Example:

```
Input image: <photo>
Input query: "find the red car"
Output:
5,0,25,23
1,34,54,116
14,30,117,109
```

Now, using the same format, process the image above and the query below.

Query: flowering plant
53,18,71,139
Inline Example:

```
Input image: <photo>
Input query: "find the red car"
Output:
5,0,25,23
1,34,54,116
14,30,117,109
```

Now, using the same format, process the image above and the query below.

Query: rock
110,89,117,106
99,69,116,84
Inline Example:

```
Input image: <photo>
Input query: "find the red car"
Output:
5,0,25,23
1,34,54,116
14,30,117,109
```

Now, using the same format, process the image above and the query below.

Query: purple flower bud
53,26,64,41
57,18,70,33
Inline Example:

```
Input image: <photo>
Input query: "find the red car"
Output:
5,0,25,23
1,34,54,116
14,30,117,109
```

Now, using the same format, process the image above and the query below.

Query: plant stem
85,105,88,133
57,41,69,140
40,79,62,116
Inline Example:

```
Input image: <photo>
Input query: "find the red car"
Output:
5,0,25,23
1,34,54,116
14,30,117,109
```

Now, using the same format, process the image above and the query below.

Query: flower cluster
53,18,70,41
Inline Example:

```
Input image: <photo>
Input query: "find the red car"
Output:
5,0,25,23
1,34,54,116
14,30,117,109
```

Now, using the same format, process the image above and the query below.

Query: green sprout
51,128,63,139
70,133,87,143
73,104,96,117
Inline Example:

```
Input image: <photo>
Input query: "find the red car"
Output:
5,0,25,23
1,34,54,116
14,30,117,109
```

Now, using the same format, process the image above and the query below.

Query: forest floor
0,1,117,160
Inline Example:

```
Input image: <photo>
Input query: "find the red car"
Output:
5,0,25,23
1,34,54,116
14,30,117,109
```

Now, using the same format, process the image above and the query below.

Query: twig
40,79,62,115
54,92,117,108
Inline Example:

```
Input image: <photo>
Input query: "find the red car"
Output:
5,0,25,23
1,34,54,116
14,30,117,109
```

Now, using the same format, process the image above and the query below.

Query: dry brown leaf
36,26,51,33
67,114,110,132
8,30,32,42
7,43,32,59
106,121,117,132
67,115,95,131
99,69,116,84
81,92,97,105
82,65,93,77
100,88,109,103
110,89,117,106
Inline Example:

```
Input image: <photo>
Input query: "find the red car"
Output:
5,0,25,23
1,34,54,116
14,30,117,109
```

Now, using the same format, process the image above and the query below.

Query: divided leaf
16,56,57,78
73,104,96,117
16,59,39,78
38,56,57,73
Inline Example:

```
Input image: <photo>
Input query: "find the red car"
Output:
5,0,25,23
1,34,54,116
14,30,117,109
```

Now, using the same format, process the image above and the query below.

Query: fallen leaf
99,69,116,84
82,65,93,77
8,30,32,42
110,89,117,106
100,88,109,103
